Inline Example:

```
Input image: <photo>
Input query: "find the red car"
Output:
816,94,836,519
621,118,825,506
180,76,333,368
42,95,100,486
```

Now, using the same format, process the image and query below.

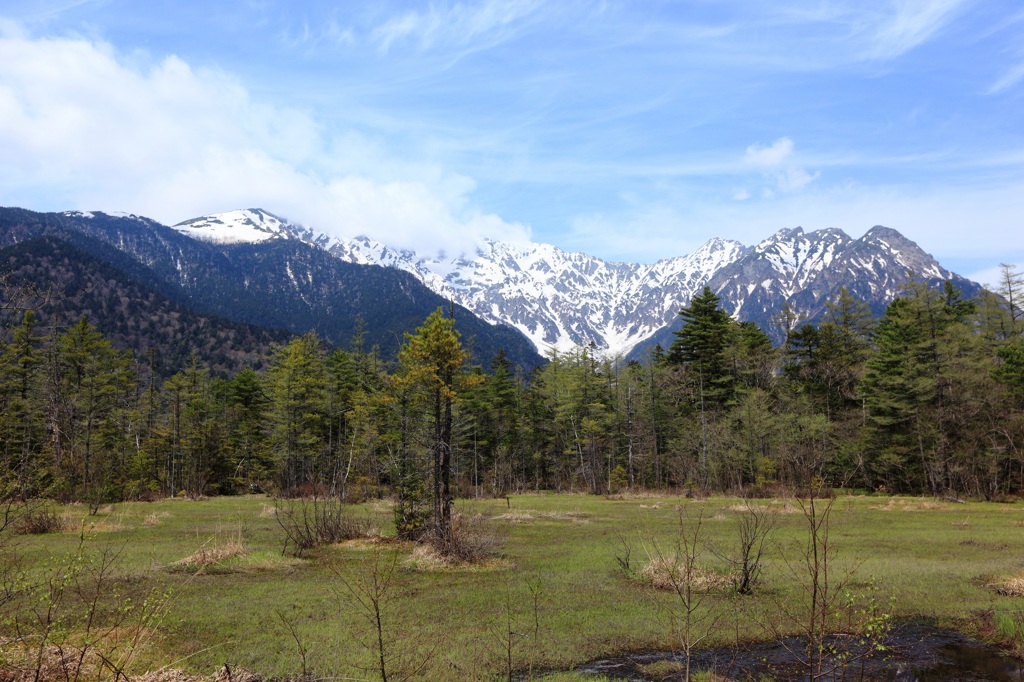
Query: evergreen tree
48,317,135,507
267,333,330,494
0,311,45,494
667,286,737,406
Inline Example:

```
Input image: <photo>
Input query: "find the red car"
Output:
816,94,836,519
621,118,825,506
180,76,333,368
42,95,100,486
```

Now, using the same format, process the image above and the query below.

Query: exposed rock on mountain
172,209,980,357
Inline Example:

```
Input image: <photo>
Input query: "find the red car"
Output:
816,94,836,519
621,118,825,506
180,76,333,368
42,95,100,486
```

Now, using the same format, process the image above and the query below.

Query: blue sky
1,1,1022,286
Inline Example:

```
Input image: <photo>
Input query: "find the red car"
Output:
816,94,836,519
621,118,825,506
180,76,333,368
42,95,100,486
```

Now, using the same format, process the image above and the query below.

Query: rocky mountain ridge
172,209,980,355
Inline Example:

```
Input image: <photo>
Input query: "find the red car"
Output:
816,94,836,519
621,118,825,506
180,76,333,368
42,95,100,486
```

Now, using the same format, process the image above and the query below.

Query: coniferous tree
48,317,135,507
667,287,737,407
0,311,46,494
398,308,477,537
267,333,330,494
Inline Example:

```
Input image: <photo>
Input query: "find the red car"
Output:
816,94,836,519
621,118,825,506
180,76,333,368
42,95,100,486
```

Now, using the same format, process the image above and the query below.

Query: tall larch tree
399,308,476,538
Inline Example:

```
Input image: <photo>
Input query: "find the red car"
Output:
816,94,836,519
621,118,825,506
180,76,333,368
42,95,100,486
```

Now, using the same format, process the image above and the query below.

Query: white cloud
742,137,818,194
989,62,1024,94
0,28,529,257
732,188,751,201
966,263,1024,291
370,0,543,53
861,0,966,60
744,137,793,167
777,167,820,192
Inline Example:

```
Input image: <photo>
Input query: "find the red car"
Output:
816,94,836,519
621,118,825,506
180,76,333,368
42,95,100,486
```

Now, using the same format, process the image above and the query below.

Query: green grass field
5,493,1024,680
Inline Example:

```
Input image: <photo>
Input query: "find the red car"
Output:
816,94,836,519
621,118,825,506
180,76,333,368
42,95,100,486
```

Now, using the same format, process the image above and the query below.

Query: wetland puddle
568,623,1024,681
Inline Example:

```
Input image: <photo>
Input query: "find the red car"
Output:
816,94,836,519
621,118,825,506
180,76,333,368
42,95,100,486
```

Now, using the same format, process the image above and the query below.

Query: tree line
3,267,1024,523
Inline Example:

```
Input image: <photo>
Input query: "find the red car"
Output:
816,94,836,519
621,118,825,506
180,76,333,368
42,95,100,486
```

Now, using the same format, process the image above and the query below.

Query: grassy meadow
5,492,1024,680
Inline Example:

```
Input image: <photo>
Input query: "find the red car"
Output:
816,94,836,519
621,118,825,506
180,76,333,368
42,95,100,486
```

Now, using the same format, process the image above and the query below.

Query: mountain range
174,208,982,357
0,205,982,369
0,207,544,372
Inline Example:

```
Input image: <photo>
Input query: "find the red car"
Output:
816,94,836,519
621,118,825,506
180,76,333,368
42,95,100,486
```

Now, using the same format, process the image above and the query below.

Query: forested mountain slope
0,236,291,376
0,207,544,370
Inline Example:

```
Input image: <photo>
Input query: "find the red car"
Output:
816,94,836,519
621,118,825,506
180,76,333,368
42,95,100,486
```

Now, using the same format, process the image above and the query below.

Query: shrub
276,496,373,556
14,506,68,535
427,513,502,564
639,557,729,592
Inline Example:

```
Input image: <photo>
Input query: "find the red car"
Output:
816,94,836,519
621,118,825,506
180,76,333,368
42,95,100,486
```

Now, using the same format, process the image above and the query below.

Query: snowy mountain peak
173,208,300,244
167,209,977,357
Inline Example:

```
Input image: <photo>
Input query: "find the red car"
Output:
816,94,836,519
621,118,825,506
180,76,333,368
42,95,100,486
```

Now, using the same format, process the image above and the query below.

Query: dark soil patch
566,622,1024,681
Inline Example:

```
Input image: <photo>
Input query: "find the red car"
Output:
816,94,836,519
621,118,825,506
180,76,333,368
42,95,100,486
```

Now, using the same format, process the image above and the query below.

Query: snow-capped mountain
327,235,747,356
172,209,980,356
173,209,747,355
0,207,544,368
707,225,956,324
174,209,333,249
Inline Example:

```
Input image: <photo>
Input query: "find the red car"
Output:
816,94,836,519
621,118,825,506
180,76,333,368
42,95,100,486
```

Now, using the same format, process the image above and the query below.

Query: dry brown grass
991,574,1024,597
492,511,535,523
539,510,590,523
491,509,590,524
0,628,170,682
725,500,799,515
870,498,946,512
604,490,665,500
169,541,248,573
402,543,509,572
136,664,264,681
78,519,125,533
142,512,171,526
370,499,394,513
338,535,403,551
640,557,730,592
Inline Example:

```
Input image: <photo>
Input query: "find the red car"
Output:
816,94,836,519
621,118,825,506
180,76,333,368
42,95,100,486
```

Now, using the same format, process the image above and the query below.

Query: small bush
639,557,729,592
427,513,502,564
14,507,68,535
276,496,373,556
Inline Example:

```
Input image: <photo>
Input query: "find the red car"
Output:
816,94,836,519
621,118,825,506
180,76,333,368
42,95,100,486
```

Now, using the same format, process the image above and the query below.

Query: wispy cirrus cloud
989,62,1024,94
370,0,545,53
859,0,966,60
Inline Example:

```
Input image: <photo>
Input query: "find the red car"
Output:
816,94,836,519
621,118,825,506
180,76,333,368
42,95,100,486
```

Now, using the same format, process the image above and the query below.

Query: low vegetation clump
13,506,69,535
169,540,249,574
405,513,505,570
639,557,730,592
142,511,171,526
637,659,687,679
275,496,374,555
991,574,1024,597
428,512,503,563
